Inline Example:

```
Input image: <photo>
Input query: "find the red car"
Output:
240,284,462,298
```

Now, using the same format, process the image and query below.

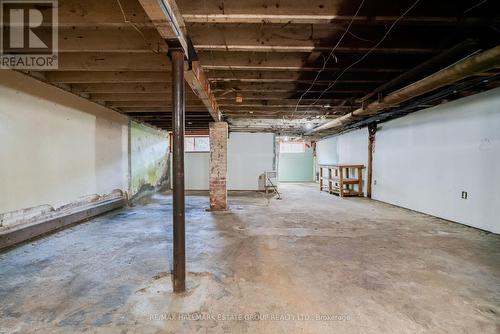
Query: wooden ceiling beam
45,71,171,84
108,101,206,108
138,0,222,121
203,65,406,72
218,99,347,107
177,0,496,25
37,53,170,72
214,90,367,96
221,106,355,112
37,0,153,27
118,107,211,113
206,70,395,81
211,82,376,92
70,83,173,93
37,27,167,53
137,0,184,42
183,14,492,26
70,83,367,96
89,93,199,101
209,78,384,84
195,45,436,54
223,112,346,118
196,51,428,69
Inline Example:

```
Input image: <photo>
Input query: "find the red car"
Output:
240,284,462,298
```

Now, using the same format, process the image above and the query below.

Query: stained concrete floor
1,183,499,333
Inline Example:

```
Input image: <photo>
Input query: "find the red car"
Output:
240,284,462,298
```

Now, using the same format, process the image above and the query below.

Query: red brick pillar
209,122,228,211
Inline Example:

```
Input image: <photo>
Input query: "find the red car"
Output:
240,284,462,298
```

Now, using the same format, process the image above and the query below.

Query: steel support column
170,48,185,293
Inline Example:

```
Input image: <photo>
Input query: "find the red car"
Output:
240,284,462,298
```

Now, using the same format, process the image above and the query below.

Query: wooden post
358,166,363,197
319,167,323,191
367,123,377,199
328,167,333,193
339,166,344,198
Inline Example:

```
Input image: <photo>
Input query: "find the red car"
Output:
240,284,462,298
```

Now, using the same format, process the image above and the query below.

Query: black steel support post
171,48,185,293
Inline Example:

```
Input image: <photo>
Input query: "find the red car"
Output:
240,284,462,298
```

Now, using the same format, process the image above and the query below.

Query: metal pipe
309,44,500,134
171,48,185,293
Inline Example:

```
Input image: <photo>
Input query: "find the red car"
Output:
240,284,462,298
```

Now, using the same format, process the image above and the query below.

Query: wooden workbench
319,164,364,197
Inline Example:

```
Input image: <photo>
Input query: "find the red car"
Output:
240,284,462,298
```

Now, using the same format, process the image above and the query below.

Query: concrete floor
0,183,499,333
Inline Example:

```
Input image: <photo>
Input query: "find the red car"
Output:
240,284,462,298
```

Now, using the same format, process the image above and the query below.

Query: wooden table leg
339,166,344,198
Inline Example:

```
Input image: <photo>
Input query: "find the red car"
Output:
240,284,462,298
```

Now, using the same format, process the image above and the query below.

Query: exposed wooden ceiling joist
196,51,429,69
107,101,205,108
209,78,384,84
206,70,395,81
47,27,167,53
137,0,222,121
177,0,497,20
29,0,497,134
203,65,406,72
70,83,173,93
45,71,172,84
89,93,199,101
182,14,494,26
194,45,437,54
118,107,215,113
37,53,171,72
23,0,214,132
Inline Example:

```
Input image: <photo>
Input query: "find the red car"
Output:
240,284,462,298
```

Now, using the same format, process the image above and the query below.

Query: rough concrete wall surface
0,70,128,224
278,147,314,182
130,121,169,197
209,122,228,210
227,132,275,190
372,87,500,233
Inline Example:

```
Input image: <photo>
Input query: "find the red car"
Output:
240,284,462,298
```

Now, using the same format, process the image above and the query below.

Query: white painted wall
372,88,500,233
316,88,500,233
185,152,209,190
180,133,276,191
228,132,275,190
0,70,129,214
316,128,368,194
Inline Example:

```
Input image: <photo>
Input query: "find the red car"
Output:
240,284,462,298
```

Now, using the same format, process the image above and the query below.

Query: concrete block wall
209,122,228,210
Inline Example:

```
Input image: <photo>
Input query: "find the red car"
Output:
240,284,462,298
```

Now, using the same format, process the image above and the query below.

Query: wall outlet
373,180,377,185
461,191,468,199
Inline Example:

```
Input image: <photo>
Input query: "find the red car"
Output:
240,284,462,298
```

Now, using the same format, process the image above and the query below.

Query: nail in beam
170,47,186,293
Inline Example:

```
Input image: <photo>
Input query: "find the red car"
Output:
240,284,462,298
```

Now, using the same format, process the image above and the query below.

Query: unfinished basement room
1,0,499,333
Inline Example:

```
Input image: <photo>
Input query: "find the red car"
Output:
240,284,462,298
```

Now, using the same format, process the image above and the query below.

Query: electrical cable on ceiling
304,0,422,112
290,0,366,118
463,0,489,14
115,0,159,54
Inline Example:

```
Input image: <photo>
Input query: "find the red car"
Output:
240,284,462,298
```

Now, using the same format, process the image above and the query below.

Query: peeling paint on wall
130,121,169,197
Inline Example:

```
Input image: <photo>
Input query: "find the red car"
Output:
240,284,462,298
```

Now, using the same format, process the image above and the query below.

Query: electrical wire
290,0,366,118
304,0,422,112
116,0,159,54
463,0,489,14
